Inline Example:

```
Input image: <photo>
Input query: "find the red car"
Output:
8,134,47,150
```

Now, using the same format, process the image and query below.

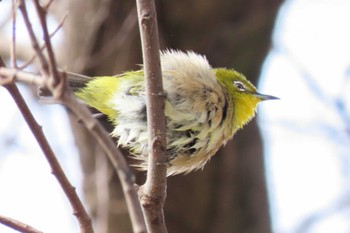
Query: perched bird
73,50,277,175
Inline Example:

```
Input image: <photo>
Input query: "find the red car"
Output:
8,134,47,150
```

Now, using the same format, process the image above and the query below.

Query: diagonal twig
0,57,94,233
19,11,68,70
18,0,49,77
13,1,147,232
0,214,43,233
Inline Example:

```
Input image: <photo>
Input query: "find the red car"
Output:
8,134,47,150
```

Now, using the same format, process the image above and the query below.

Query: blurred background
0,0,350,232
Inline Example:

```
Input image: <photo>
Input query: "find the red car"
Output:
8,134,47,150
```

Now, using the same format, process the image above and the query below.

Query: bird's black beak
253,92,279,101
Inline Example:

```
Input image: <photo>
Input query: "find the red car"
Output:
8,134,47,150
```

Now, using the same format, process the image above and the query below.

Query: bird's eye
233,81,245,91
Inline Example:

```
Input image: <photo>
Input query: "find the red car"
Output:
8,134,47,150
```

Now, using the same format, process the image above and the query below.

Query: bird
72,50,278,176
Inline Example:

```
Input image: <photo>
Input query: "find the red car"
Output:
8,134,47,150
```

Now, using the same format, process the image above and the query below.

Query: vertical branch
136,0,168,232
32,0,60,87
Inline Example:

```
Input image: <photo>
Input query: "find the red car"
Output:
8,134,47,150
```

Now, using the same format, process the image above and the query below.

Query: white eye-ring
233,81,246,91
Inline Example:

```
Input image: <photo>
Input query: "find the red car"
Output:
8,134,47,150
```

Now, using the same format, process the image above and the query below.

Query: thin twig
49,11,68,39
136,0,168,232
0,214,43,233
33,0,60,89
0,58,94,233
61,89,147,233
0,68,43,86
43,0,54,10
13,1,147,232
19,11,68,70
7,1,95,232
0,69,148,233
18,0,49,77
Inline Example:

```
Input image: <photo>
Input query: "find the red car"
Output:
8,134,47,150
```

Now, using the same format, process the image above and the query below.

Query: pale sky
260,0,350,232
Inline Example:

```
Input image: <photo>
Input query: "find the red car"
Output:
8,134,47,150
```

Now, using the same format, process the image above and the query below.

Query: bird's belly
111,91,230,175
113,113,225,175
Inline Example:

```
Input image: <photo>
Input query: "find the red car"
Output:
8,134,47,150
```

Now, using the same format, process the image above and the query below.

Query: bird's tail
65,71,94,92
38,71,94,97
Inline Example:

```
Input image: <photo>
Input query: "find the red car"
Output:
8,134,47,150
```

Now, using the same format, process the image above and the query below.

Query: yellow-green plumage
74,50,277,175
75,76,120,120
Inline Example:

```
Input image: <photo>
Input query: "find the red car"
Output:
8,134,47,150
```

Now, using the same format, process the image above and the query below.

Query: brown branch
136,0,168,232
0,68,147,233
18,0,49,77
43,0,54,10
0,214,43,233
34,1,146,230
0,58,94,233
8,1,147,232
0,36,36,65
19,11,68,70
3,1,95,232
0,68,43,86
32,0,60,88
49,12,68,39
60,88,147,233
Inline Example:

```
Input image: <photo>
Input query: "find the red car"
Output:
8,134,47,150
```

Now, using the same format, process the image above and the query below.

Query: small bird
73,50,277,175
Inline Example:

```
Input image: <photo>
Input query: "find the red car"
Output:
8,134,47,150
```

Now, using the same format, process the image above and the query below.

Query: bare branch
43,0,54,10
18,0,49,77
136,0,168,232
0,57,94,233
0,37,36,64
49,11,68,38
0,68,42,86
2,0,150,231
60,88,147,233
2,1,95,231
7,1,147,232
0,214,43,233
19,11,68,70
0,67,147,233
32,0,60,89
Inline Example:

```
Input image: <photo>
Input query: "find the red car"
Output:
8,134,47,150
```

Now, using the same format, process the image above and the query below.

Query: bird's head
215,68,278,129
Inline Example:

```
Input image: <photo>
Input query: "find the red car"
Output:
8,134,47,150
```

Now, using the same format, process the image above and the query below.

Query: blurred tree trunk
53,0,282,232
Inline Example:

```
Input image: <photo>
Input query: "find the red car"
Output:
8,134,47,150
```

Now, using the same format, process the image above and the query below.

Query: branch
5,1,147,232
17,0,49,78
32,0,60,87
19,11,68,70
0,68,42,86
0,59,94,233
136,0,168,232
0,67,147,233
60,86,147,233
0,214,43,233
